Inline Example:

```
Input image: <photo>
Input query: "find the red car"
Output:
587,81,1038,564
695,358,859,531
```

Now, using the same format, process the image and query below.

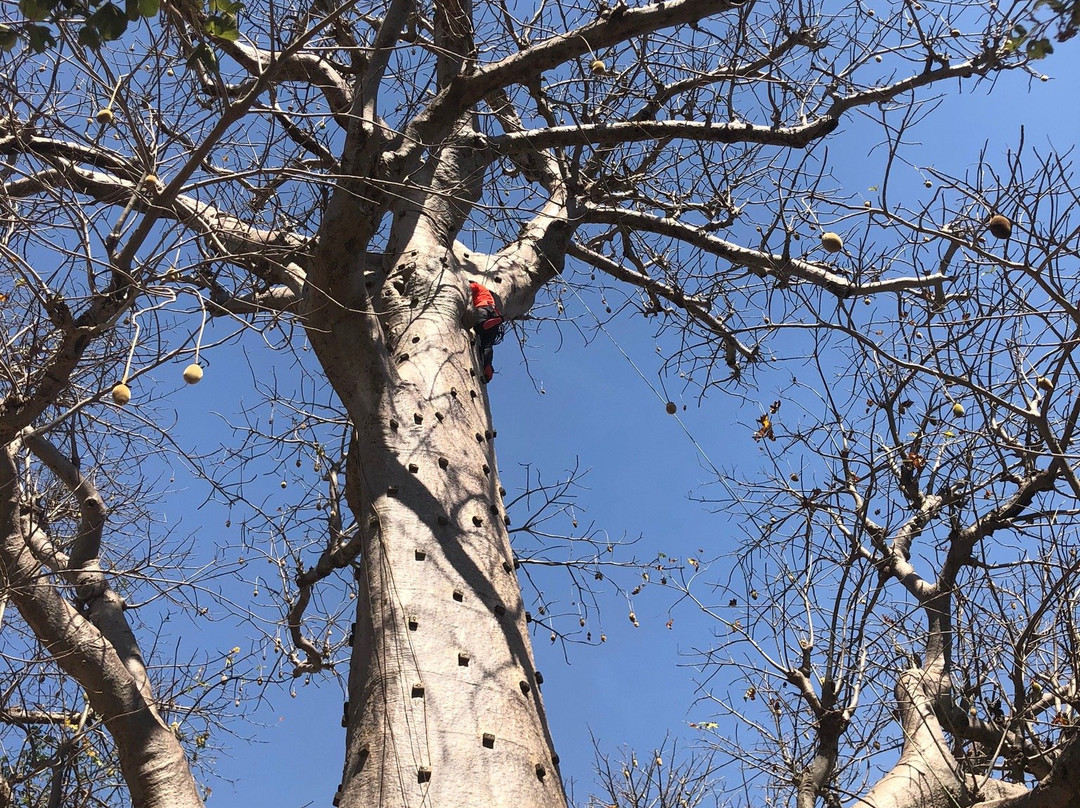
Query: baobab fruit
112,383,131,405
96,108,114,124
665,401,677,414
987,214,1012,239
590,59,606,75
821,232,844,253
1037,376,1054,392
182,363,203,384
952,401,965,417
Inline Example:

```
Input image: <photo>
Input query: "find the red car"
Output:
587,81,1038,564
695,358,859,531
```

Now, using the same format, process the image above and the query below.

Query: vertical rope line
564,284,724,478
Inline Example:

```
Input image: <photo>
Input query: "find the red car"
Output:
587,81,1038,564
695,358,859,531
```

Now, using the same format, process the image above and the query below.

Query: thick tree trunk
852,668,967,808
0,454,203,808
313,250,566,808
850,668,1031,808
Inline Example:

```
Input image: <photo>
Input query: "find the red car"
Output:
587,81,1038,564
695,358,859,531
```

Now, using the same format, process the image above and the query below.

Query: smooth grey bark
0,445,203,808
970,732,1080,807
842,465,1079,808
796,710,844,808
302,248,566,808
847,666,1029,808
852,667,965,808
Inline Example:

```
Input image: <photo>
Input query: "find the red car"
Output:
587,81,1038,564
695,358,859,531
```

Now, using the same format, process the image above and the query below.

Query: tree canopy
1,0,1079,806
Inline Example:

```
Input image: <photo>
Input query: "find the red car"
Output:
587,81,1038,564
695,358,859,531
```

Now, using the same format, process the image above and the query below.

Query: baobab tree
689,146,1080,808
0,0,1068,807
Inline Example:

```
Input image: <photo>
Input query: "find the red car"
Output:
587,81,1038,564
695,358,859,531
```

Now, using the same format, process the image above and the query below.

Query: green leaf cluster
1035,0,1080,40
205,0,243,42
9,0,158,52
1004,24,1055,59
1009,0,1080,53
186,41,218,70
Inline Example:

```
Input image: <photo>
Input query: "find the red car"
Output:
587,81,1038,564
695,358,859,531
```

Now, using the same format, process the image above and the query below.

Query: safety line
564,283,725,480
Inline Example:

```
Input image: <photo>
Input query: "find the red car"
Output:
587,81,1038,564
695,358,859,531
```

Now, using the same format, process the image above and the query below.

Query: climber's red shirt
469,281,496,310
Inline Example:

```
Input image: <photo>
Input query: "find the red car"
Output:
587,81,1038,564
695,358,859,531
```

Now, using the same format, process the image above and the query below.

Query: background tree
689,147,1080,808
0,0,1070,807
585,739,722,808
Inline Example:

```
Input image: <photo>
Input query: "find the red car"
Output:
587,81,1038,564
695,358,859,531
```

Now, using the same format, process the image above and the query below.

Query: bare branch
586,205,946,297
401,0,748,155
490,116,841,153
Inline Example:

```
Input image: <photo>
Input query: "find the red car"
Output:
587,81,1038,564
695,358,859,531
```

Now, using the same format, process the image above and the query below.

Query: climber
469,281,504,382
